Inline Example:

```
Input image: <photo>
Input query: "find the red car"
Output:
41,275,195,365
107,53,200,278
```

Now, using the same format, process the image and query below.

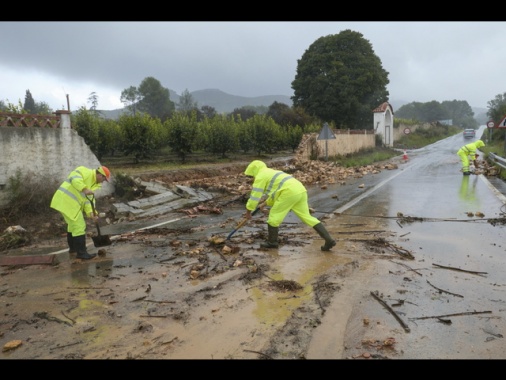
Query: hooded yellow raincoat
244,160,321,228
457,139,485,173
50,166,103,236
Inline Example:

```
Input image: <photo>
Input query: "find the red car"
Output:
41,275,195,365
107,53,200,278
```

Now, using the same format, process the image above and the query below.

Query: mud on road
3,155,503,360
0,156,407,360
1,202,407,360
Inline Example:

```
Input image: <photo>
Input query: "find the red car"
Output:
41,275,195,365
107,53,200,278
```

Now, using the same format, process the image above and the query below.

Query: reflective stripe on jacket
458,141,482,160
50,166,101,220
244,160,306,211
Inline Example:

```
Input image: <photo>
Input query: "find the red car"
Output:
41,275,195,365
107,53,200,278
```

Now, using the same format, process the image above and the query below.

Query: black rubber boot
260,225,279,249
67,232,76,254
313,223,336,251
74,235,96,260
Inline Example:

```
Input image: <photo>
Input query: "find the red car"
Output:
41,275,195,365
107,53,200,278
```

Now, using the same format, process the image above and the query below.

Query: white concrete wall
0,115,113,207
298,131,376,160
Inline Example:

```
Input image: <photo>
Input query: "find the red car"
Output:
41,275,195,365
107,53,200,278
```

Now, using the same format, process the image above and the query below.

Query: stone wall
297,130,376,160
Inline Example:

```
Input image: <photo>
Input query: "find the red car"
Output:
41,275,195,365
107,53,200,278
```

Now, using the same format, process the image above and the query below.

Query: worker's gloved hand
87,212,98,221
83,188,94,196
243,210,252,220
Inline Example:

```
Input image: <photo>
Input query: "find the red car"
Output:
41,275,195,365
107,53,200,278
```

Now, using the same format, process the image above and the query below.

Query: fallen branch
370,291,410,332
339,230,387,234
61,311,76,324
67,286,111,290
143,299,176,303
243,349,273,360
34,311,73,326
432,263,487,276
426,280,463,298
49,340,82,351
159,256,178,263
212,246,228,262
362,238,415,260
341,213,501,224
139,314,173,318
390,260,423,276
410,310,492,321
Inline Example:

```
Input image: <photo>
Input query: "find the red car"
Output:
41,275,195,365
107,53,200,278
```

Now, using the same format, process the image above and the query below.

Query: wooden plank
0,255,56,266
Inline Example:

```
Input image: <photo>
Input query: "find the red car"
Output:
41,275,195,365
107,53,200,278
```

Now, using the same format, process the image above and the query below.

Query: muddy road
1,144,506,359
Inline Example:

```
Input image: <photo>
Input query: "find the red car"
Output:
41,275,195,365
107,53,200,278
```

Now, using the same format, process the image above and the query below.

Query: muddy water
2,204,392,360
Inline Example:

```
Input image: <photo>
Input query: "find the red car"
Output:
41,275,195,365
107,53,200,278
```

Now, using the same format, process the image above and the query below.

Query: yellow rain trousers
244,160,321,228
457,140,485,173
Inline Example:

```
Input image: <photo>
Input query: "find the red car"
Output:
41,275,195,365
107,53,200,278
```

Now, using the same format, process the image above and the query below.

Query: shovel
226,201,266,240
87,196,112,247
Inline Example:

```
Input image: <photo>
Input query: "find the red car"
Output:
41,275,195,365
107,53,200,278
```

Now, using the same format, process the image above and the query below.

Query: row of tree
395,100,479,129
72,107,321,164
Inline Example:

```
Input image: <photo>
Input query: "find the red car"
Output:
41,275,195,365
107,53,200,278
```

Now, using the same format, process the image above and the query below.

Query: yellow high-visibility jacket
244,160,306,211
458,139,485,161
50,166,102,220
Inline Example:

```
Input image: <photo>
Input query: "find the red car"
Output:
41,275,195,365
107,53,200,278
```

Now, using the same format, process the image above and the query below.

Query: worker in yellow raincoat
243,160,336,251
457,140,485,175
50,166,110,260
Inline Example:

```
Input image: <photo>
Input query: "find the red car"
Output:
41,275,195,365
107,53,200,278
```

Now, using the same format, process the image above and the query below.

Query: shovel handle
95,221,102,236
226,201,266,240
87,195,102,236
86,195,98,215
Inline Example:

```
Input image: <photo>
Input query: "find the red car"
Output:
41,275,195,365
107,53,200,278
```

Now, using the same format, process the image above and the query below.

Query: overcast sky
0,21,503,112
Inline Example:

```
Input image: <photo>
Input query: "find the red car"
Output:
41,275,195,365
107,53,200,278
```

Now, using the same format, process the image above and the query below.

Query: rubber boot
313,223,336,251
74,235,96,260
260,225,279,249
67,232,76,254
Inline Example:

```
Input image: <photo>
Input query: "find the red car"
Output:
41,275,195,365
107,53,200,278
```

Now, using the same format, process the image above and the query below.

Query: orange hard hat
97,166,111,181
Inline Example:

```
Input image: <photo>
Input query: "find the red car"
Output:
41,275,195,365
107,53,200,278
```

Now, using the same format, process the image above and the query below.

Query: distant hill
99,89,292,119
175,89,292,113
99,94,488,125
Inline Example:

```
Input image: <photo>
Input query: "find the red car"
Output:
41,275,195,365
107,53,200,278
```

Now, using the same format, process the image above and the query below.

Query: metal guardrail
489,152,506,170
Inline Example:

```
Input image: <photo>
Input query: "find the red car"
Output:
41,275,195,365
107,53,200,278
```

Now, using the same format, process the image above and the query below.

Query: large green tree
136,77,175,120
487,93,506,124
441,100,477,129
120,86,141,115
291,29,389,129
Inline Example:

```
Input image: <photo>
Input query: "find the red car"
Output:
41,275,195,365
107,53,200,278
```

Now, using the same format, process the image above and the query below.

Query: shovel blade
92,234,112,247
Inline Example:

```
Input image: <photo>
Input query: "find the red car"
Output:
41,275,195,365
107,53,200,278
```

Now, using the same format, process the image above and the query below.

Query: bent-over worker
457,139,485,175
243,160,336,251
50,166,111,260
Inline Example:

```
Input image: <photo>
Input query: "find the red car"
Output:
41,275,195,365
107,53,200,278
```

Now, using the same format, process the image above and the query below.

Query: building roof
372,102,394,114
